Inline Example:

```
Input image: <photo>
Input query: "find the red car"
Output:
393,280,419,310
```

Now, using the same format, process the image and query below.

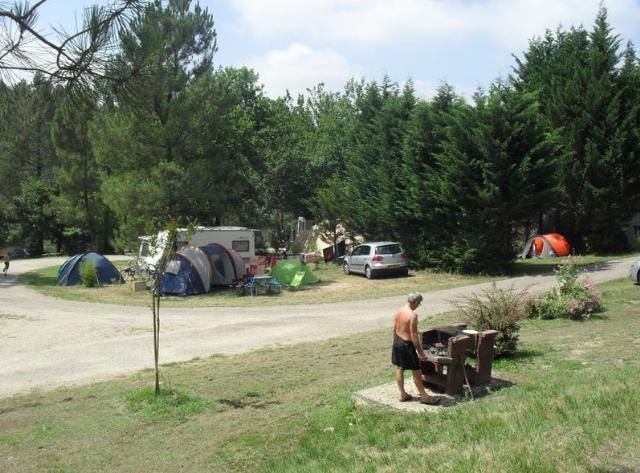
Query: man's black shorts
391,334,420,370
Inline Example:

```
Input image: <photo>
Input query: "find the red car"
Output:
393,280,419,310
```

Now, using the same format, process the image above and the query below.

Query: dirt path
0,256,634,399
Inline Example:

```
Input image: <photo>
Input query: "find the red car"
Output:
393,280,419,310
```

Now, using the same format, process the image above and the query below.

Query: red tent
522,233,571,258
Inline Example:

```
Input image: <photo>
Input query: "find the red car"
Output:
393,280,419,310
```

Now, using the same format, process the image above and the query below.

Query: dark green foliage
79,260,99,288
513,7,640,252
424,85,558,272
51,93,112,253
341,78,416,241
0,5,638,274
0,75,60,251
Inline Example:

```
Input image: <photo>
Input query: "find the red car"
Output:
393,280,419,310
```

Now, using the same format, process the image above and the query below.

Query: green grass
511,253,639,276
1,278,639,472
21,261,494,307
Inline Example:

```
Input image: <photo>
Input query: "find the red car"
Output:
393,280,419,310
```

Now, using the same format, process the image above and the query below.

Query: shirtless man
391,292,433,403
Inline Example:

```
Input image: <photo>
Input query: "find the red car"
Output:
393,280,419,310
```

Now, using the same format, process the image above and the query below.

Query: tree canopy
0,4,638,271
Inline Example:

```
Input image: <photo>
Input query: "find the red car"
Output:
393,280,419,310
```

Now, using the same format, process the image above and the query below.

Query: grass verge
1,278,639,472
21,254,632,307
20,261,494,307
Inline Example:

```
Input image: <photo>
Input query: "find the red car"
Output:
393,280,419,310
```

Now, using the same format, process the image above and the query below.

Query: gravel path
0,256,633,399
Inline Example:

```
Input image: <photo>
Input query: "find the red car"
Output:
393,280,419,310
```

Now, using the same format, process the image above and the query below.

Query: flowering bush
528,257,603,320
456,284,529,357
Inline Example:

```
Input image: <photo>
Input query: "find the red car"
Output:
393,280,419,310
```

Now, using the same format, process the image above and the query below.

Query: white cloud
230,0,640,51
245,43,362,98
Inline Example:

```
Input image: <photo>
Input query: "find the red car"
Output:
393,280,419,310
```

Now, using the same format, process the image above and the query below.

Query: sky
32,0,640,99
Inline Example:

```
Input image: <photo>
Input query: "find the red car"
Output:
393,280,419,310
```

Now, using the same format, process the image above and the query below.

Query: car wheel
400,268,409,277
343,262,350,275
365,265,374,279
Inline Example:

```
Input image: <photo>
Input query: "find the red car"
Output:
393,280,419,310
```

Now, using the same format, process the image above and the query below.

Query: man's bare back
393,304,418,343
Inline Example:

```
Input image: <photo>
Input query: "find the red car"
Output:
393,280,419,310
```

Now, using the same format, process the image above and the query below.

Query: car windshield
375,244,402,255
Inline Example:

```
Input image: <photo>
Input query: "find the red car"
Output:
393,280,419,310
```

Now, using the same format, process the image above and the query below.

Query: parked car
630,259,640,283
6,246,42,259
342,242,409,279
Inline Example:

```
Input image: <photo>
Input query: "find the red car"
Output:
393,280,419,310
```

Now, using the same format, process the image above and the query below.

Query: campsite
1,1,640,472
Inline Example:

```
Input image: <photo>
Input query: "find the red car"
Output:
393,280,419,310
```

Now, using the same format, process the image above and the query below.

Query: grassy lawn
511,253,638,276
1,278,639,472
20,261,495,307
21,254,636,307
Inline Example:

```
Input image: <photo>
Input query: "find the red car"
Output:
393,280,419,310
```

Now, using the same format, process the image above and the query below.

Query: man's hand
418,352,427,362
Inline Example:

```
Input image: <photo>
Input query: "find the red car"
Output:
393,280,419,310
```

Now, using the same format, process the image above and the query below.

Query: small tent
271,259,320,286
199,243,245,286
521,233,571,258
57,252,124,286
161,246,212,296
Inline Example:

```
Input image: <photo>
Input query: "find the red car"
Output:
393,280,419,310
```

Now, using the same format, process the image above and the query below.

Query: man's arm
392,311,397,336
410,314,426,360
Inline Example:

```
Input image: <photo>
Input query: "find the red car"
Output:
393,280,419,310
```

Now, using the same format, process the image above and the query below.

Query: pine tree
427,85,557,272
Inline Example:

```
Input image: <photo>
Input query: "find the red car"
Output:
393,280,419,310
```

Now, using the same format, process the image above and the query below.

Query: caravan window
232,240,250,252
139,241,150,257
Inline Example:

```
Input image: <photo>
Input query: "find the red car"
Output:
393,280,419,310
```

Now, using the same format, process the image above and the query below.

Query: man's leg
412,369,432,402
396,367,410,400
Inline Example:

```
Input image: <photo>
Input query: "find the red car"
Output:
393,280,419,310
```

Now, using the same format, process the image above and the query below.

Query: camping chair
267,277,282,294
243,277,258,296
229,278,245,296
122,266,137,281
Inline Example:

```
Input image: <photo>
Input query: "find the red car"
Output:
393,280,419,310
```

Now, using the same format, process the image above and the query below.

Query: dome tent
57,252,124,286
271,259,319,286
161,246,212,296
199,243,245,286
521,233,571,258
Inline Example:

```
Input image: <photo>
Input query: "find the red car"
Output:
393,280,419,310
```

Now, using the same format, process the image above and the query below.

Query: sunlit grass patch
21,261,494,307
124,387,207,421
1,278,639,472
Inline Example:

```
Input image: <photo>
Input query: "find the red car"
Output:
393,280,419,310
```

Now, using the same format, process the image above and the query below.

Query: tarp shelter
199,243,244,286
271,259,320,286
521,233,571,258
57,252,123,286
161,246,212,296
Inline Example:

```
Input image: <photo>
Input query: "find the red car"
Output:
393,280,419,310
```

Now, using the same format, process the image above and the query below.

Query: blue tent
161,246,212,296
57,253,124,286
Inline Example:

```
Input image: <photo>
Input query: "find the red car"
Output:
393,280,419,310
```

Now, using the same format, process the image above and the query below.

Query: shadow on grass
217,397,282,410
19,271,57,287
508,258,620,277
492,349,544,370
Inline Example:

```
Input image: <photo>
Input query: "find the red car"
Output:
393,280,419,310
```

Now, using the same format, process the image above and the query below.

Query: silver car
343,241,409,279
630,259,640,283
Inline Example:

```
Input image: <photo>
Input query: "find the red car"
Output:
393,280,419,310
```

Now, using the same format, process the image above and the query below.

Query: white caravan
138,226,260,269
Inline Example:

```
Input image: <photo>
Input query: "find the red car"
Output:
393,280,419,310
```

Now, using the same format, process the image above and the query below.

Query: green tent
271,259,320,286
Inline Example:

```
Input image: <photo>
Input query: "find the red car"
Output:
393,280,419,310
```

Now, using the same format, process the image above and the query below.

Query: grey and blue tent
161,246,212,296
57,253,124,286
199,243,244,286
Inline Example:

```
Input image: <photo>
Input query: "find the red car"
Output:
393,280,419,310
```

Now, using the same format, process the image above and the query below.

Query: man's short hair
408,292,423,305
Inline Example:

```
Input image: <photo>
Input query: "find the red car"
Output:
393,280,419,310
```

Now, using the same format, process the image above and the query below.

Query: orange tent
522,233,571,258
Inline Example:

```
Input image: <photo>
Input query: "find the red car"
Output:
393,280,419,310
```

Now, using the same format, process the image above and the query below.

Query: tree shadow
217,397,282,410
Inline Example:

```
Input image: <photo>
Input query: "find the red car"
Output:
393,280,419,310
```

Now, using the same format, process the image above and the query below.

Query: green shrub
79,260,99,288
528,257,603,320
455,283,528,357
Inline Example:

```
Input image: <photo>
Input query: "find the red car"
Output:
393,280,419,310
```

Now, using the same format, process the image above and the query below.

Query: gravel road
0,256,633,399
